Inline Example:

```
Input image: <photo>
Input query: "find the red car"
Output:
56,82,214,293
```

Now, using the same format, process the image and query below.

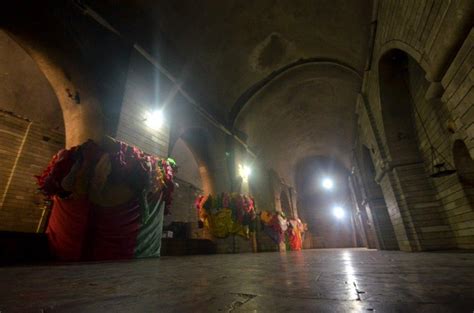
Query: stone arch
230,59,362,123
377,40,433,81
378,48,455,251
1,30,105,148
170,128,215,195
0,30,64,131
0,30,65,232
171,138,205,191
165,128,214,234
234,62,362,186
1,1,133,148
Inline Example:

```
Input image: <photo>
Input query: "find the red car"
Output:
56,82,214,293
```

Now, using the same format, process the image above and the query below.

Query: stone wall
0,112,64,232
442,29,474,157
115,50,170,157
0,31,65,233
355,0,474,251
166,178,201,225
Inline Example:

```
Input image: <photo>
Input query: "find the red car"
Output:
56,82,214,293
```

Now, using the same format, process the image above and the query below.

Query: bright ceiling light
333,206,345,219
239,164,251,182
145,110,164,130
322,177,334,190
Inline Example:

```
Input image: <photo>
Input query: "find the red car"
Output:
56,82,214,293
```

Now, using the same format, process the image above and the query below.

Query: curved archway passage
453,140,474,206
177,128,215,196
234,62,361,187
172,138,205,192
295,156,360,249
0,30,65,233
168,138,204,228
167,129,215,239
378,49,455,251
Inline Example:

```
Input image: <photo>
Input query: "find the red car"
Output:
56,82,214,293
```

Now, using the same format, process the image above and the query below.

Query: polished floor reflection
1,248,474,312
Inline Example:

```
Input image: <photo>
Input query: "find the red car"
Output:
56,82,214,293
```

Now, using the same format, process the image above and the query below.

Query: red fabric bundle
84,199,141,261
35,148,77,197
46,196,91,261
46,196,142,261
38,139,176,261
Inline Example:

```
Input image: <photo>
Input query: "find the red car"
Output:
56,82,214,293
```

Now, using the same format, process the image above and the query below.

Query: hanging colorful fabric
36,138,177,261
195,193,257,239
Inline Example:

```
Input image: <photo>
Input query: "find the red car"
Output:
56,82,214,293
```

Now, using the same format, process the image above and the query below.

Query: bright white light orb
242,165,251,177
333,206,345,219
145,110,164,130
239,164,251,182
322,177,334,190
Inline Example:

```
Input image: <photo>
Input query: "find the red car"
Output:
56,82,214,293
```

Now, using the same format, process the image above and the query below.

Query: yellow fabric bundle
207,208,249,239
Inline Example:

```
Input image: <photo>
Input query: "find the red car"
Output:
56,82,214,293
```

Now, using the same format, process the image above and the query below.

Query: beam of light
322,177,334,190
144,110,164,130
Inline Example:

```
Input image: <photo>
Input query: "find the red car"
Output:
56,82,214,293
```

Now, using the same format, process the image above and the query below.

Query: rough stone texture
165,178,201,226
442,28,474,159
0,112,64,233
1,249,474,312
355,0,474,251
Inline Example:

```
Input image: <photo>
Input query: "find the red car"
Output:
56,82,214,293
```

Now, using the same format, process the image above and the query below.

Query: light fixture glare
239,164,251,182
145,110,164,130
333,206,345,219
322,177,334,190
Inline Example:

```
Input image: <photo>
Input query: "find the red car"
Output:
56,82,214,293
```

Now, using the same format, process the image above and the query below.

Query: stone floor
1,248,474,312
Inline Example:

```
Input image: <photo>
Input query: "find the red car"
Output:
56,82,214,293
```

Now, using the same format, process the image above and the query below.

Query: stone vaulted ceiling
87,0,374,182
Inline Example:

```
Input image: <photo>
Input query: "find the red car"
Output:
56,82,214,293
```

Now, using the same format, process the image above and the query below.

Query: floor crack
227,293,257,313
353,282,366,301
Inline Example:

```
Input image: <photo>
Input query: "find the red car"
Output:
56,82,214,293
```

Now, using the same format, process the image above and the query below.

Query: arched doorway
0,30,65,233
167,128,214,239
169,138,205,223
378,49,455,251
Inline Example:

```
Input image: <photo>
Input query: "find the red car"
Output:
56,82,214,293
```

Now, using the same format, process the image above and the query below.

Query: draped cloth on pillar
37,138,175,261
195,193,257,239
